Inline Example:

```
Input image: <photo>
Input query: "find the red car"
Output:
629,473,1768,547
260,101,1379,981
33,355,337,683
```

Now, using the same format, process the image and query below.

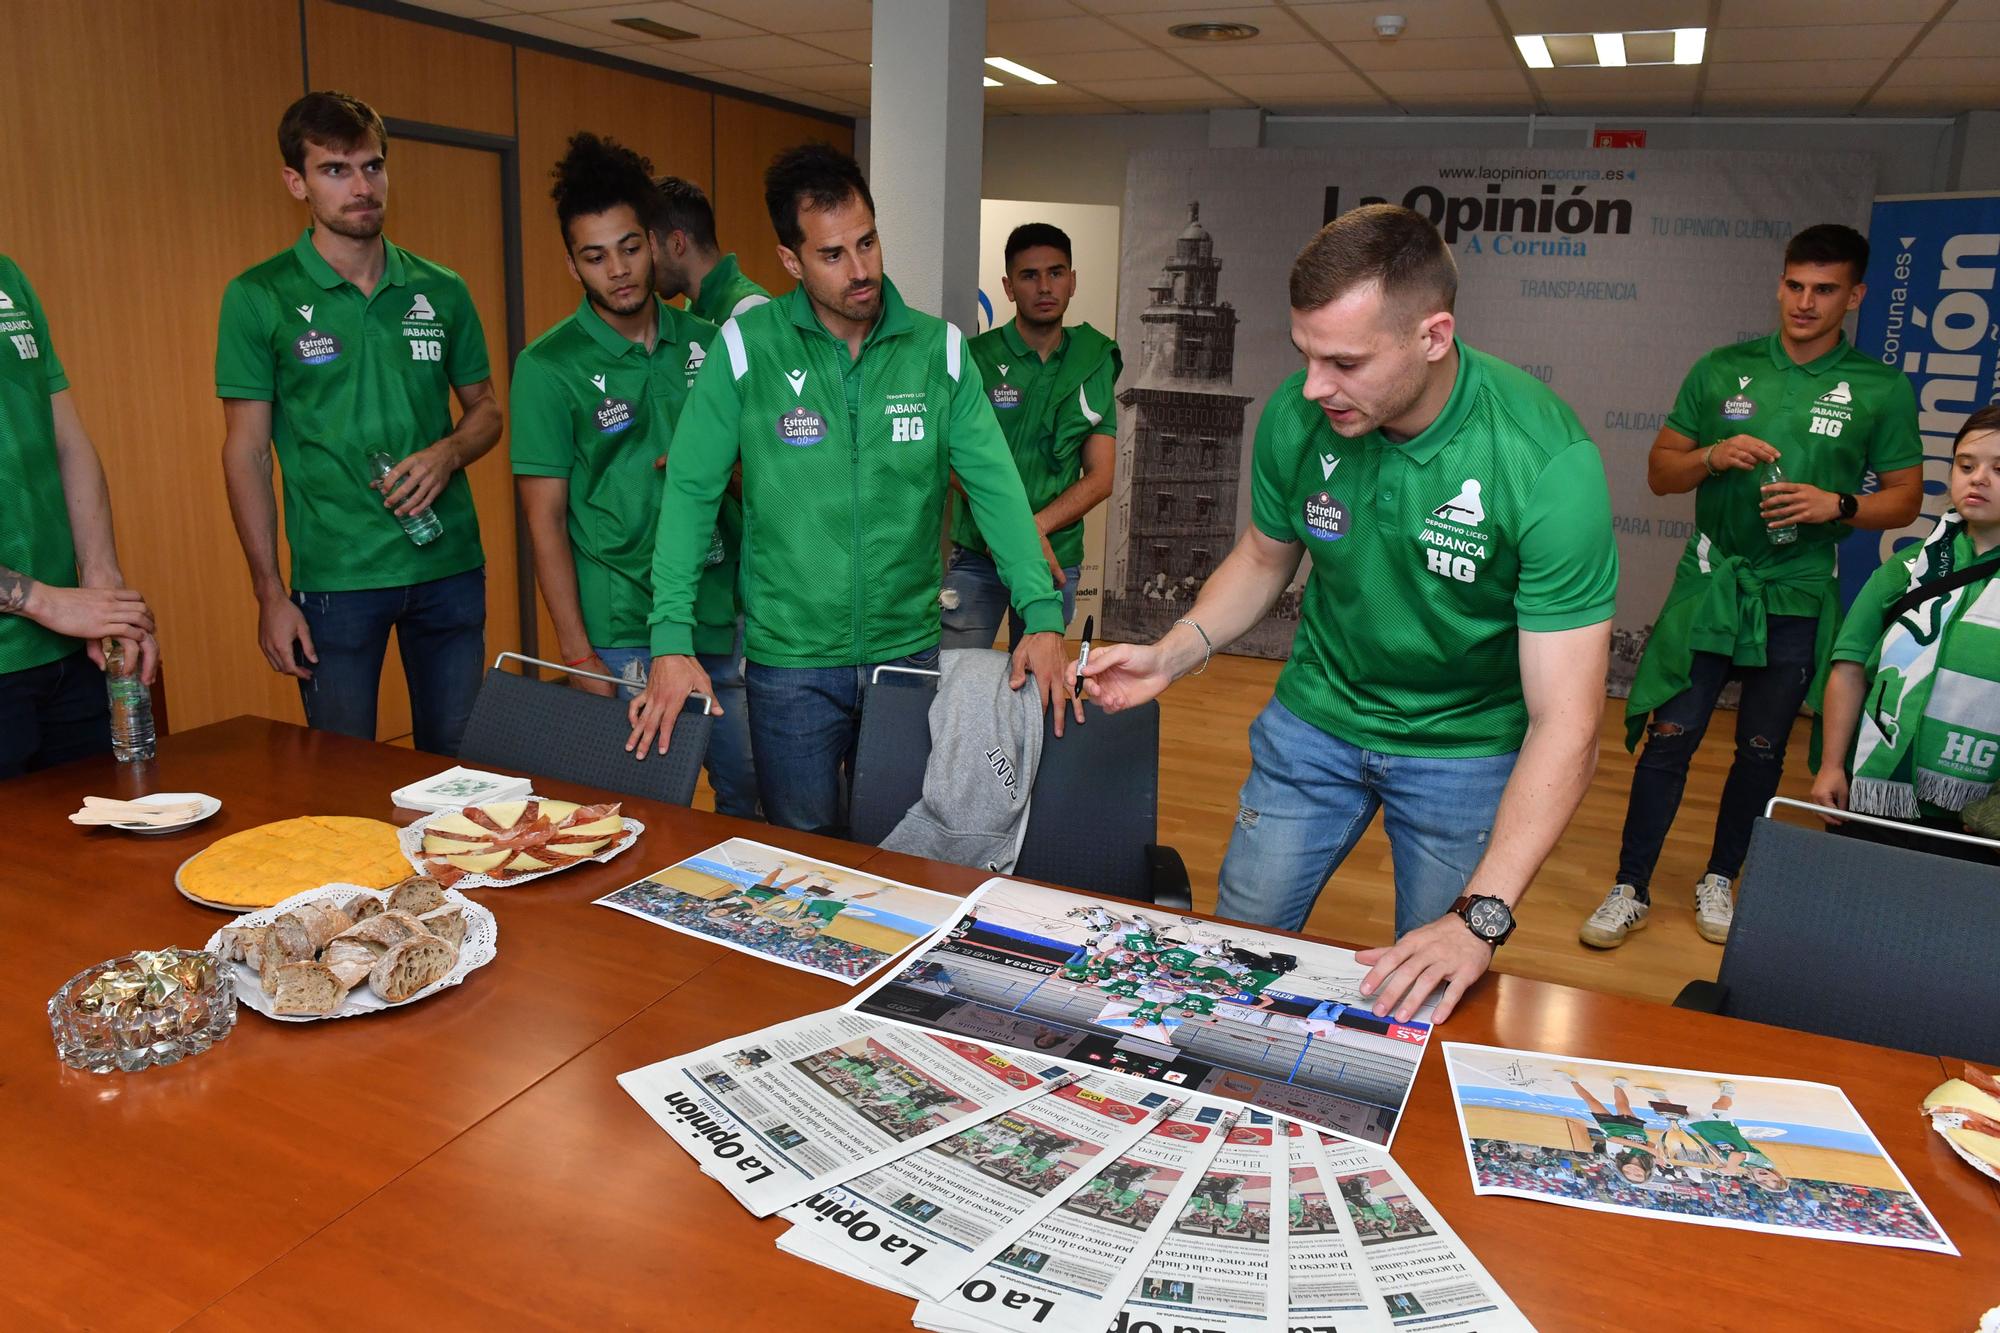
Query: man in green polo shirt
942,222,1119,648
511,132,756,818
626,144,1071,834
218,91,501,755
650,175,772,324
1082,205,1617,1024
1581,225,1922,951
0,254,159,778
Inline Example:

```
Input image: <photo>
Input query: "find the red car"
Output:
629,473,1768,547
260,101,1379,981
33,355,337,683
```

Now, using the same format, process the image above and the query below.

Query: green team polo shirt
511,295,737,654
687,253,771,328
1664,333,1921,616
0,256,81,674
650,276,1061,666
954,321,1120,569
216,231,490,592
1251,341,1619,757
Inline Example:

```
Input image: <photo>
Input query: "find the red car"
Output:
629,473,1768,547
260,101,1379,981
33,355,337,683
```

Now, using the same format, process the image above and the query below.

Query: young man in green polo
218,91,501,754
1582,225,1922,950
650,175,772,324
1082,205,1617,1025
942,222,1118,648
511,132,757,818
626,144,1072,833
0,255,159,778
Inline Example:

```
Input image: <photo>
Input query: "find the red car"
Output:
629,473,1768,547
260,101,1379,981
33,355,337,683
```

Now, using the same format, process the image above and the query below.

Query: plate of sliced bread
205,874,497,1021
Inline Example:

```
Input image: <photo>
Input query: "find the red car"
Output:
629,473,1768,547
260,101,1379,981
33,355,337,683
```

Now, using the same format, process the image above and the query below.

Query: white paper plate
110,792,222,834
204,883,498,1022
399,804,643,889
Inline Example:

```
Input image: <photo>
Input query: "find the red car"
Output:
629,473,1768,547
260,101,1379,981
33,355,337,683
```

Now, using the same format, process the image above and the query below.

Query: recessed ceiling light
985,56,1057,85
612,17,698,41
1515,27,1706,68
1168,21,1260,42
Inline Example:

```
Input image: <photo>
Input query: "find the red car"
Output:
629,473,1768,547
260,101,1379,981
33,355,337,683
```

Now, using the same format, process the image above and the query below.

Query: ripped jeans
1215,699,1517,936
1616,613,1818,896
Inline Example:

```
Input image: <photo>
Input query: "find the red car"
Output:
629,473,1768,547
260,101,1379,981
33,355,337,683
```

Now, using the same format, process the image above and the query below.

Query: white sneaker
1694,874,1734,944
1579,884,1650,948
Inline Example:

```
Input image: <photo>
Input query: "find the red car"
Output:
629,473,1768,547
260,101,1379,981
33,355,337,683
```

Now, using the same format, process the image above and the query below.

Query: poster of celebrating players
1442,1044,1957,1254
595,838,961,984
846,878,1438,1147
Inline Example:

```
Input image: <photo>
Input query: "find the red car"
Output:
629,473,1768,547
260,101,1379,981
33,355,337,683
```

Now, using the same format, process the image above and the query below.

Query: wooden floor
686,651,1819,1009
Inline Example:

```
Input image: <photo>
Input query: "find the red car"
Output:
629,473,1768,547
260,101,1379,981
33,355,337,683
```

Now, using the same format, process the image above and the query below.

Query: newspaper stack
619,1006,1533,1332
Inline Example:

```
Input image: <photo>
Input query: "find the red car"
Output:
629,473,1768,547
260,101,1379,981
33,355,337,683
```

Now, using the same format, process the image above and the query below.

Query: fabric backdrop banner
1103,147,1876,690
1842,192,2000,607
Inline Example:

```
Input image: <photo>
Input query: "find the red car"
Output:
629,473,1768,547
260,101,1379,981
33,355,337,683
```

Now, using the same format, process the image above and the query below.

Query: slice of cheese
422,831,488,854
508,853,555,872
479,801,529,830
555,815,624,839
426,812,488,838
546,838,609,858
440,850,511,873
538,799,580,823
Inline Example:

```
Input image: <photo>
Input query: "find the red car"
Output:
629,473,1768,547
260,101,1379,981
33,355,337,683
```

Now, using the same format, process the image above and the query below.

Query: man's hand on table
1354,914,1493,1024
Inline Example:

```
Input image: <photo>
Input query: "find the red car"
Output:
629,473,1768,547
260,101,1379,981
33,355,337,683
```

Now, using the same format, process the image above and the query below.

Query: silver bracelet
1173,617,1213,676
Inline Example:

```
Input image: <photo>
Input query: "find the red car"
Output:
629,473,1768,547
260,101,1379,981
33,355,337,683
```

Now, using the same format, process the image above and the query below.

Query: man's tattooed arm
0,564,36,615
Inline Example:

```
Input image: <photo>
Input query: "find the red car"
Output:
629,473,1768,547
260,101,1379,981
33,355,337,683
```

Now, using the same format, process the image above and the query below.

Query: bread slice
270,961,350,1015
387,875,448,916
369,934,459,1003
322,936,384,989
218,925,269,969
418,905,467,948
334,910,428,951
344,892,386,921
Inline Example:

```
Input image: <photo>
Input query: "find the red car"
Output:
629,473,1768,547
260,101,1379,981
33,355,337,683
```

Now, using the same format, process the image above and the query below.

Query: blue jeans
0,650,111,780
1616,613,1818,896
1216,699,1517,936
744,645,942,834
293,567,485,757
595,634,759,821
940,546,1078,650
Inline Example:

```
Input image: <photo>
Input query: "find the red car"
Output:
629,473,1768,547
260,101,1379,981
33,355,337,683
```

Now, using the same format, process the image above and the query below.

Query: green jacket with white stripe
649,277,1063,667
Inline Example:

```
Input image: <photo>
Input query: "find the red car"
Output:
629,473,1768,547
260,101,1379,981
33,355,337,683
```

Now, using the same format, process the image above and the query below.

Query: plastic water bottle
367,451,444,546
1760,460,1797,546
103,638,156,763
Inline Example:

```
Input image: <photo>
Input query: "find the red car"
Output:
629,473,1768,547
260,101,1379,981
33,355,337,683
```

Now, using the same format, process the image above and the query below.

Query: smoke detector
1374,14,1407,38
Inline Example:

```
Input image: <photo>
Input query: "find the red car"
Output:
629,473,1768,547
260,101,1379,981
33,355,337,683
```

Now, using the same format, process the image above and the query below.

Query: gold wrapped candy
50,947,235,1074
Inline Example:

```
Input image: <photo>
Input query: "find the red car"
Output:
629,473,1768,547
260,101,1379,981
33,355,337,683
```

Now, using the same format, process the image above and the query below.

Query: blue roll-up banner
1843,193,2000,605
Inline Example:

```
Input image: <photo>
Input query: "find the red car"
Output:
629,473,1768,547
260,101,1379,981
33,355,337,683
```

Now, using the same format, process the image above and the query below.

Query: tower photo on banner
1104,148,1876,691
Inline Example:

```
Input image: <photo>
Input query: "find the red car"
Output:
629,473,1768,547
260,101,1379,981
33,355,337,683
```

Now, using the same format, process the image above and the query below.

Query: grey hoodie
880,648,1045,872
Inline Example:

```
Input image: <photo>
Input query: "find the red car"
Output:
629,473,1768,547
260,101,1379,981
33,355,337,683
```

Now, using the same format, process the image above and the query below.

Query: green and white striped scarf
1850,511,2000,818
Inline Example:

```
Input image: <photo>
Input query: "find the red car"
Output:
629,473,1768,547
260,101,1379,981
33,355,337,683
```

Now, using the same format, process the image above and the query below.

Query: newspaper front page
918,1101,1242,1333
781,1073,1178,1298
618,1010,1071,1216
1284,1119,1388,1332
1315,1135,1534,1331
1114,1110,1289,1332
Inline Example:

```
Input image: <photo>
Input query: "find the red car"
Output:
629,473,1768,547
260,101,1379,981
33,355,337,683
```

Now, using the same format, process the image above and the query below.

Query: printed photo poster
595,838,961,984
848,878,1437,1147
1442,1043,1956,1255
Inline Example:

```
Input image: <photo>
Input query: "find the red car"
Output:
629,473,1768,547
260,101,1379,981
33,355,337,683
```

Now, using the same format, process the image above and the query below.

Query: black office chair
456,652,715,808
848,662,1192,907
1674,798,2000,1065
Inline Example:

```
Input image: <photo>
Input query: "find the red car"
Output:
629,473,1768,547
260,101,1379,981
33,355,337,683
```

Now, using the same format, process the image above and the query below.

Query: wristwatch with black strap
1450,894,1517,947
1837,491,1859,521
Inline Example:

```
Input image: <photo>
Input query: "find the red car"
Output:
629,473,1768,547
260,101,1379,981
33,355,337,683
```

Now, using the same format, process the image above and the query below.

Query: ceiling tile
1533,63,1698,111
796,28,873,61
1108,96,1263,110
1068,74,1242,100
987,15,1150,54
1292,1,1504,43
986,0,1090,17
1715,0,1944,25
593,42,725,73
984,83,1121,107
780,62,873,93
1943,0,2000,18
1396,90,1542,110
676,0,872,33
1701,86,1873,111
405,0,512,17
1497,0,1709,33
1170,42,1344,75
1703,58,1891,88
668,33,858,69
1877,54,2000,86
1213,69,1378,101
1913,19,2000,56
1709,23,1920,60
1236,92,1391,111
1863,84,2000,110
1335,35,1521,70
1071,0,1273,11
1027,49,1194,80
478,13,617,47
1096,5,1313,45
1369,67,1534,95
502,0,758,42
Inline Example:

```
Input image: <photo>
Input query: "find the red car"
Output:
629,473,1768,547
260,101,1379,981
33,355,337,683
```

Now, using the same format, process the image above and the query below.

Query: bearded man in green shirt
626,145,1072,834
649,175,772,325
218,92,502,754
1083,205,1618,1025
942,222,1119,649
1581,225,1923,951
511,133,757,818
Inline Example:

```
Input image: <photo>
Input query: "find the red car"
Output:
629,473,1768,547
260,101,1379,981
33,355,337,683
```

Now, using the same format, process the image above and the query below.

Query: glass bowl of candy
48,947,237,1074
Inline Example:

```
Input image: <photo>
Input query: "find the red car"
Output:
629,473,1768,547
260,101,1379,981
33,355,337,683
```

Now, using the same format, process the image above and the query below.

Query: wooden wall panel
0,0,306,733
305,0,515,138
712,100,855,295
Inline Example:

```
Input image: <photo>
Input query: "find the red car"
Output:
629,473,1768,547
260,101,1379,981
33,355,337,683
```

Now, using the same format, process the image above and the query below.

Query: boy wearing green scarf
1582,226,1923,951
1813,408,2000,860
942,223,1119,647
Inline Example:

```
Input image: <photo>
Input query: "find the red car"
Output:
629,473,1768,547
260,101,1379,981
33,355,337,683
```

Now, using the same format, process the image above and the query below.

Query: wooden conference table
5,717,1995,1331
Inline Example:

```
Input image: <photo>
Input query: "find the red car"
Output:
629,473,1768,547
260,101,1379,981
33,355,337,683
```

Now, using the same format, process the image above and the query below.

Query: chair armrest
1673,979,1729,1014
1144,843,1193,910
